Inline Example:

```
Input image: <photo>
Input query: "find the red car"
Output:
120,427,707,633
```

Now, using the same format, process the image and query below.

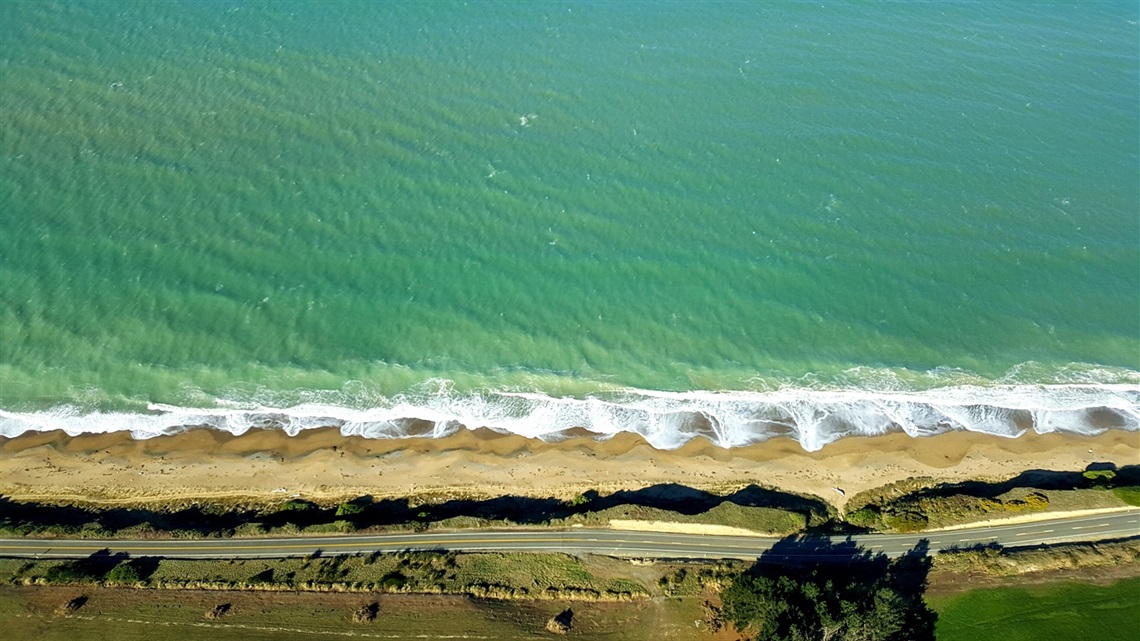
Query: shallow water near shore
1,2,1137,448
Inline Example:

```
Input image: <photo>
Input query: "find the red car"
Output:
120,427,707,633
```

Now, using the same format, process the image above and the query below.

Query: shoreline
2,427,1137,510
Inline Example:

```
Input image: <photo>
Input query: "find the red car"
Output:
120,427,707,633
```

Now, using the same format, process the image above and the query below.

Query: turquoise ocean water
1,1,1137,450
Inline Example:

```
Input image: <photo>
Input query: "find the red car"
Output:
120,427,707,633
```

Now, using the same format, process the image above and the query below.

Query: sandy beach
2,427,1136,510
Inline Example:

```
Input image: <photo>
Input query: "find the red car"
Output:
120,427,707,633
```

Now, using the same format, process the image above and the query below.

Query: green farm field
928,576,1140,641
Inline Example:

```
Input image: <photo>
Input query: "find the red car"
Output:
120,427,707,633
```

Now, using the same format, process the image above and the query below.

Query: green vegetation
6,575,1136,641
40,552,129,584
846,489,1054,532
551,501,808,534
20,540,1127,605
1112,486,1140,506
278,499,318,512
0,585,701,641
0,551,652,601
0,483,826,540
567,493,591,507
933,539,1140,577
0,536,1136,640
6,467,1134,541
844,465,1140,532
1082,469,1117,486
656,562,741,596
928,577,1140,641
721,542,935,641
334,499,366,517
104,561,142,584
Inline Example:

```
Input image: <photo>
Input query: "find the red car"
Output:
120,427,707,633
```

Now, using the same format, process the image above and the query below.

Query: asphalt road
1,510,1136,561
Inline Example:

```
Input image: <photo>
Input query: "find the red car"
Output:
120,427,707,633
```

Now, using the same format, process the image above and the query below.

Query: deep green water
1,1,1137,447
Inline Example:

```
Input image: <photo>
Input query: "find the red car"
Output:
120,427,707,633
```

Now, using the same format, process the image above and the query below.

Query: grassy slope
927,576,1140,641
3,556,1139,640
0,586,706,641
845,482,1139,532
552,502,807,534
3,473,1129,539
0,486,824,540
8,574,1138,641
0,552,668,600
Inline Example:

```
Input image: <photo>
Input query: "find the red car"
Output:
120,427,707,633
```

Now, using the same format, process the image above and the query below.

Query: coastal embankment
2,428,1135,510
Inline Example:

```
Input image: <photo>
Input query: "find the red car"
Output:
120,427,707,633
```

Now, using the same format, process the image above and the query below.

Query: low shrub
352,602,378,623
546,608,573,634
380,572,406,590
845,506,883,529
105,561,141,584
882,510,928,533
1083,469,1117,487
336,501,367,518
55,596,87,617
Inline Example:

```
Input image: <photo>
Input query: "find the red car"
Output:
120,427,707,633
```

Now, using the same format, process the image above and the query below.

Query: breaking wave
1,382,1137,452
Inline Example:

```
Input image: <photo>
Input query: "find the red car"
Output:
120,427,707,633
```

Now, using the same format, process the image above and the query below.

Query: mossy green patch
1112,486,1140,507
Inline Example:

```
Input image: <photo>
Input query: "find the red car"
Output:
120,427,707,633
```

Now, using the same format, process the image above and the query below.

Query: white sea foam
0,383,1137,452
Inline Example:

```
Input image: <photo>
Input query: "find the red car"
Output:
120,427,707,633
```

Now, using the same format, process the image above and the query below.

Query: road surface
1,510,1136,561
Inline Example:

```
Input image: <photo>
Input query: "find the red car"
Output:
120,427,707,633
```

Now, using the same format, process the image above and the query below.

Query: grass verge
0,552,665,601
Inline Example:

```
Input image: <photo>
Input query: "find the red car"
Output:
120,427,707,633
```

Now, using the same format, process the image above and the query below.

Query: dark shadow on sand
0,482,832,538
337,482,834,530
884,463,1139,503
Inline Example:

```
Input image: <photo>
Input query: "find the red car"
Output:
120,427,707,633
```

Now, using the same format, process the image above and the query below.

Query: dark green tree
721,538,935,641
105,561,142,584
1082,469,1116,487
44,549,128,584
335,501,367,517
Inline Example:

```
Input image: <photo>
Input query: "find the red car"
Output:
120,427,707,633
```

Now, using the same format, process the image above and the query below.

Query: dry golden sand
0,428,1137,509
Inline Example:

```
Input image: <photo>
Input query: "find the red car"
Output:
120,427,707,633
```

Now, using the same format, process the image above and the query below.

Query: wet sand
1,428,1136,509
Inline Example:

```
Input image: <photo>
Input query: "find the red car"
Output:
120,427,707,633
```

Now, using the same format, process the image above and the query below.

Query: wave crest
1,383,1137,452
